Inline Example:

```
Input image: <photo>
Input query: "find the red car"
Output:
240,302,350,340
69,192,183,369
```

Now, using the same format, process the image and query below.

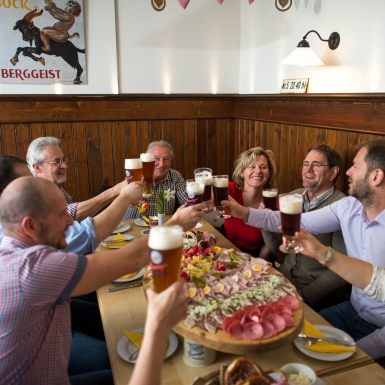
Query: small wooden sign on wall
280,78,309,94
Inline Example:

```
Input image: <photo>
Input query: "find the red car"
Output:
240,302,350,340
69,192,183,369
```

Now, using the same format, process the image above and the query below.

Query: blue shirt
0,217,98,256
247,196,385,358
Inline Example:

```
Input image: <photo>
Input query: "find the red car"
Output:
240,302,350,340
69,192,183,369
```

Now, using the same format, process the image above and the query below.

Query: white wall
1,0,384,95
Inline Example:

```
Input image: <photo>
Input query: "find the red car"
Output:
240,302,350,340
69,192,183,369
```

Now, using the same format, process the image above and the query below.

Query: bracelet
320,246,333,266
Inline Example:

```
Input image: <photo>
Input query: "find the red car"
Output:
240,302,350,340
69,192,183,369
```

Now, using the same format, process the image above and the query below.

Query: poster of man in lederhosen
0,0,87,85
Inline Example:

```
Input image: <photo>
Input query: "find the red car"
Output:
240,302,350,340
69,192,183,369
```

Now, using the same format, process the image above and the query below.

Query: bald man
0,177,204,384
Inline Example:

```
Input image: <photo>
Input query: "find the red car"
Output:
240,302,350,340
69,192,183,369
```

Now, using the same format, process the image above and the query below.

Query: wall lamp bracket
297,30,340,50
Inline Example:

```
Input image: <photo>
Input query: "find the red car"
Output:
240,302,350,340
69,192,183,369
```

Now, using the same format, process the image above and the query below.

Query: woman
221,147,277,259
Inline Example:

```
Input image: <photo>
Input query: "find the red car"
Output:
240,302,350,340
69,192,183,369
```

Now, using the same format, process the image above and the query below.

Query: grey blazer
262,188,347,306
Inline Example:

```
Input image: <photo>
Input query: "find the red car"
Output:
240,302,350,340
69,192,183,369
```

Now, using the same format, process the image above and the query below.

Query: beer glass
194,167,213,210
262,189,278,210
140,153,155,197
186,179,204,206
148,225,184,292
124,158,143,183
278,193,303,253
212,175,230,220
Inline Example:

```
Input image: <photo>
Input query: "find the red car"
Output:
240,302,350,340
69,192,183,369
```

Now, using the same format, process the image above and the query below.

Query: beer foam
187,181,204,194
196,175,213,185
140,153,155,162
279,195,302,214
125,158,142,169
148,225,183,250
213,177,228,188
262,190,278,198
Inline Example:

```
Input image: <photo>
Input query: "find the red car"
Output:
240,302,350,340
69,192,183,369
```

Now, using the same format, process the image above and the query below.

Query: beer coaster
141,229,150,235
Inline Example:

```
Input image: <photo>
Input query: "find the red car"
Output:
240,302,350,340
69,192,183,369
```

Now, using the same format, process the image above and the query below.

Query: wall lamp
282,30,340,66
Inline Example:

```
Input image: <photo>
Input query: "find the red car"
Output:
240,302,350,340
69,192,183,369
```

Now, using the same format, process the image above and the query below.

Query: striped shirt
0,237,87,385
61,186,78,218
123,169,187,219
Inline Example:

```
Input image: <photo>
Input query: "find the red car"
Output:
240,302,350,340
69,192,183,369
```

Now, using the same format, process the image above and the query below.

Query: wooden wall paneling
216,119,229,177
183,120,196,179
195,119,208,172
160,120,173,146
138,121,150,154
15,123,32,159
149,120,163,143
206,119,218,173
124,121,139,158
99,122,115,189
112,121,126,184
86,121,102,196
1,124,17,156
227,118,236,178
269,122,284,191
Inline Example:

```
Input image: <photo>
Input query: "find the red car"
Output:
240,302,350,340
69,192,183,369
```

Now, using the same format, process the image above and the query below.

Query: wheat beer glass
148,225,184,292
213,175,230,220
262,189,278,210
186,179,204,206
124,158,143,183
279,193,303,253
194,167,213,210
140,153,155,197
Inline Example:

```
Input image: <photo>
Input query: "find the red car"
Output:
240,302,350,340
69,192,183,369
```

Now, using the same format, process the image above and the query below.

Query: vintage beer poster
0,0,87,85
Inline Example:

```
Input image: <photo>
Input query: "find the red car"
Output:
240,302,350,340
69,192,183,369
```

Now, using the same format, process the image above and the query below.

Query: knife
103,239,134,245
107,281,143,292
297,334,356,346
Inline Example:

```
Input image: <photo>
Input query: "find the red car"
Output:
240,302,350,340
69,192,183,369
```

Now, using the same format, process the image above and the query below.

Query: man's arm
73,180,127,221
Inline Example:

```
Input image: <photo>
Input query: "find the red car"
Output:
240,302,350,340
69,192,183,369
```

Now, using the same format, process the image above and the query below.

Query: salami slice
264,313,286,333
282,295,300,310
242,321,264,340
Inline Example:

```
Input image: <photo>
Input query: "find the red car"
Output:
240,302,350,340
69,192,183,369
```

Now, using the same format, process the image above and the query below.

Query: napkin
303,320,356,354
104,233,128,248
124,330,144,348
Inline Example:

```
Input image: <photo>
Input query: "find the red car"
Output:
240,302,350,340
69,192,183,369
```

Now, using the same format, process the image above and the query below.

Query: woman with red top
221,147,277,259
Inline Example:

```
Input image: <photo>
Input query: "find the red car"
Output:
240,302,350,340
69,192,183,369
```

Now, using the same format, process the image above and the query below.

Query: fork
297,337,356,347
128,347,140,360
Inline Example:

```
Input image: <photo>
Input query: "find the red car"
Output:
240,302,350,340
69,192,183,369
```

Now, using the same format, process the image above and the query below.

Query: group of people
2,135,385,383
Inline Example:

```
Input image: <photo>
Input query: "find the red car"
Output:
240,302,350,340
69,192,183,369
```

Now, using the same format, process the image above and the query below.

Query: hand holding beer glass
194,167,214,211
140,153,155,197
213,175,231,220
262,189,278,210
278,193,303,254
125,158,143,183
148,225,184,292
186,179,205,228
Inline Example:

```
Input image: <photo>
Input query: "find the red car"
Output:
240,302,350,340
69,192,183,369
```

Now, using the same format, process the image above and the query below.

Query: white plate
112,221,131,234
269,372,326,385
101,234,136,249
134,218,148,227
294,324,356,361
114,267,146,283
117,328,178,363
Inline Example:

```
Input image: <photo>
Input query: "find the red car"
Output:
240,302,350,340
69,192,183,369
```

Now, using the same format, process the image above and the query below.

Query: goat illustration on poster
1,0,87,85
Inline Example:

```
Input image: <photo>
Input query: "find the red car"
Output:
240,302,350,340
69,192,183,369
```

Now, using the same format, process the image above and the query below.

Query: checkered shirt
0,236,87,385
61,186,78,218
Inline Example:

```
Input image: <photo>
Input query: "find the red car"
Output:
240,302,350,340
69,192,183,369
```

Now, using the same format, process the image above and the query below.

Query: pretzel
223,358,264,385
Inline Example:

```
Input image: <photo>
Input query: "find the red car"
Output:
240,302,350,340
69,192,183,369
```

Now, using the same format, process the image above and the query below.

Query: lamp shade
282,47,324,66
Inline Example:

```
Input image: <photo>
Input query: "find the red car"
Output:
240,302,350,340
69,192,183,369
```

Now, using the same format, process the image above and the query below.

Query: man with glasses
27,137,127,221
261,144,348,311
123,140,187,219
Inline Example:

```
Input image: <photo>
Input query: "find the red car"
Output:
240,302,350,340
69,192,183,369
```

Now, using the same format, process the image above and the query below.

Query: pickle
229,251,242,261
212,273,226,280
224,261,239,268
192,276,206,288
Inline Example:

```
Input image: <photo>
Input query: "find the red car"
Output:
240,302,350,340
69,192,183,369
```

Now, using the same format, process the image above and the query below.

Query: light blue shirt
247,196,385,359
0,216,98,256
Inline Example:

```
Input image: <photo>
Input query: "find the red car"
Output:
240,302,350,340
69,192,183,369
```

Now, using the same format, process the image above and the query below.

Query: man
0,176,204,384
124,140,187,219
262,145,348,310
222,139,385,365
26,136,127,221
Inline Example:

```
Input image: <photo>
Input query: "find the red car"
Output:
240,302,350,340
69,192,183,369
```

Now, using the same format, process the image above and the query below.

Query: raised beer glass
140,153,155,197
194,167,213,211
262,189,278,210
124,158,143,183
186,179,205,228
278,193,303,254
148,225,184,292
213,175,230,220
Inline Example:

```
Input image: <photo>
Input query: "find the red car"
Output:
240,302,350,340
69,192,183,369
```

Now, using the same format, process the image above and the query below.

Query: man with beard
262,145,348,311
221,139,385,365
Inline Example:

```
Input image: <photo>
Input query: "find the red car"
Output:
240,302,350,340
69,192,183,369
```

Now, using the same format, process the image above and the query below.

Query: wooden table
97,219,373,385
322,363,385,384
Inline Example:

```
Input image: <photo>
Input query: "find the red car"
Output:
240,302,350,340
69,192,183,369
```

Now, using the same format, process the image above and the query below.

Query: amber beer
213,175,228,209
149,225,183,292
262,189,278,210
194,168,213,204
279,193,303,239
124,158,142,183
140,153,155,197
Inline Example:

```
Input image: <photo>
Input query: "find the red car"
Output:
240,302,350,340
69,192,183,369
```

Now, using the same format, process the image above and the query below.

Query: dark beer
140,153,155,196
194,168,213,204
262,189,278,210
186,179,204,206
213,176,228,208
124,158,143,183
279,194,302,238
148,225,183,292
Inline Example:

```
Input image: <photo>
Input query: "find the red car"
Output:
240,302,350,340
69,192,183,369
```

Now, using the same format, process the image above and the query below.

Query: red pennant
178,0,190,9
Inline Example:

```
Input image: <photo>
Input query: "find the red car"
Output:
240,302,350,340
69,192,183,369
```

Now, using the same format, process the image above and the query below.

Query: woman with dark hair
221,147,277,259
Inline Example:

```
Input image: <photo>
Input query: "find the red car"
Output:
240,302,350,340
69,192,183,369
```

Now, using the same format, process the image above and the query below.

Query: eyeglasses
302,161,328,170
42,157,69,167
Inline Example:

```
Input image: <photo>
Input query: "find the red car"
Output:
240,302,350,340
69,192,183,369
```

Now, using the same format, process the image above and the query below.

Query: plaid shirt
0,237,87,385
123,169,187,219
61,186,78,218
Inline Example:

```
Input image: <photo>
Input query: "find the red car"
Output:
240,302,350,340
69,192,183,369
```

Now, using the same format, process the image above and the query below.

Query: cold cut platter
146,233,303,355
